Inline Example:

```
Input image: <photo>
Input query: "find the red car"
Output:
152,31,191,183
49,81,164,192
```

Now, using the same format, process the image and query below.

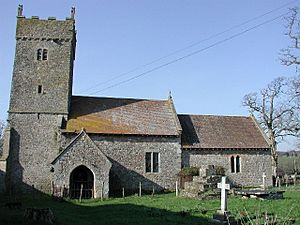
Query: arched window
236,156,240,173
42,49,48,60
37,48,48,61
37,49,42,60
231,156,235,173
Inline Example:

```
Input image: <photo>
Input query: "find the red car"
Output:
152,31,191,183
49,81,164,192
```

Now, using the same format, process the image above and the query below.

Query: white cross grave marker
217,176,230,213
262,172,266,189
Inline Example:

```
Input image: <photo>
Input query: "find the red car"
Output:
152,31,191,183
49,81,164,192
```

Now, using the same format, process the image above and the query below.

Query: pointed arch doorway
70,165,94,199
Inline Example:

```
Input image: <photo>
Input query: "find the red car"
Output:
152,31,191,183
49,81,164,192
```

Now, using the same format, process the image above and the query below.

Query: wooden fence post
101,181,104,201
79,184,83,202
139,182,142,197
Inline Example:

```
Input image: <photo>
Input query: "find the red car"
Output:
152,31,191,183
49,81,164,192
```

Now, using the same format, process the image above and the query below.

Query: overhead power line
87,11,292,96
80,0,299,94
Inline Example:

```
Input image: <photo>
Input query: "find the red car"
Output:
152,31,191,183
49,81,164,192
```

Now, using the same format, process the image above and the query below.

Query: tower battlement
16,5,76,41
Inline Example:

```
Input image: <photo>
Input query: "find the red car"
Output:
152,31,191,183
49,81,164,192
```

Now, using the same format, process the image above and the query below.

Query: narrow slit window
38,85,43,94
230,156,241,173
231,156,235,173
145,152,152,173
153,152,159,173
236,156,240,173
42,49,48,60
37,49,42,60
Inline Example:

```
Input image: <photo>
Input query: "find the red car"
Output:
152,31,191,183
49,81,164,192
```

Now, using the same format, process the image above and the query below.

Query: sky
0,0,299,150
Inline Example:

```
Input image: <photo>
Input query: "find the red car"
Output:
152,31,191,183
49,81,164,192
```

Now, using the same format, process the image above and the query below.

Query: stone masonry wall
182,149,273,187
0,127,11,193
7,113,62,194
52,132,111,198
9,17,75,114
0,161,6,193
61,134,182,194
6,16,76,195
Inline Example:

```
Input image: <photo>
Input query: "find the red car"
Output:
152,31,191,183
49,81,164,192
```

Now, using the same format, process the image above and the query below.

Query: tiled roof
64,96,180,136
178,115,270,149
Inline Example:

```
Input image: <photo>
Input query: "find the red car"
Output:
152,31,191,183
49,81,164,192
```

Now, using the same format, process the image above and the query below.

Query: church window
37,85,43,94
37,49,42,60
145,152,160,173
153,152,159,173
42,49,48,60
146,152,152,172
37,48,48,61
230,155,241,173
236,156,240,173
230,156,235,173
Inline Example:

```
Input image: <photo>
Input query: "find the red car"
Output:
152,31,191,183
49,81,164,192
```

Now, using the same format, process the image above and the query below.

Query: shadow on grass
0,191,211,225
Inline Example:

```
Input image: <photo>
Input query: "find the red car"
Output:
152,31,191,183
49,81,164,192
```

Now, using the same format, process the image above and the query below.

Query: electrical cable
86,11,291,96
79,0,299,94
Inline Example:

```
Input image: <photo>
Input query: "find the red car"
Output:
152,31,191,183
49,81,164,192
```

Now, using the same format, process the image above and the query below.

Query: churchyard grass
0,186,299,225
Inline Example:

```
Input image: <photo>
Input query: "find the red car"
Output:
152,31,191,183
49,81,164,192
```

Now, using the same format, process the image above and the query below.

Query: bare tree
280,7,300,67
290,75,300,149
243,77,300,177
280,7,300,149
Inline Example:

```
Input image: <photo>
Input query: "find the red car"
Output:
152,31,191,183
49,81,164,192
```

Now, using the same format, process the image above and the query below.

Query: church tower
6,5,76,193
9,5,76,114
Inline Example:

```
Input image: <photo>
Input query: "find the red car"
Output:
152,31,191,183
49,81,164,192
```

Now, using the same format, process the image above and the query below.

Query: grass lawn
0,186,299,225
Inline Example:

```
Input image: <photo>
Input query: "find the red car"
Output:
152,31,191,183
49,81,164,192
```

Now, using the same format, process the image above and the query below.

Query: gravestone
262,173,266,190
218,176,230,213
212,176,236,224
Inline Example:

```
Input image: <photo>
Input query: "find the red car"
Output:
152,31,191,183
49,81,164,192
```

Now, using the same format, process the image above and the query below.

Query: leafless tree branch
242,76,300,176
280,8,300,66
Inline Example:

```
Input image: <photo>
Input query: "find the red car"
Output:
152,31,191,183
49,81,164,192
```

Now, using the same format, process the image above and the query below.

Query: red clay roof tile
64,96,180,136
179,114,270,149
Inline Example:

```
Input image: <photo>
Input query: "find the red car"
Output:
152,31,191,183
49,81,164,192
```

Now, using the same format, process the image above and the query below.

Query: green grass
1,186,300,225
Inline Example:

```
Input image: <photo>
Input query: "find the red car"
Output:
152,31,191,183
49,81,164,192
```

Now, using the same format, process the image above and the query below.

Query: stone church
0,6,272,198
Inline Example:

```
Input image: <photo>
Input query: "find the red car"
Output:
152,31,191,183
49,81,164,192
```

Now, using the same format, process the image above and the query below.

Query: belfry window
37,49,42,60
145,152,160,173
42,49,48,60
37,48,48,61
230,155,241,173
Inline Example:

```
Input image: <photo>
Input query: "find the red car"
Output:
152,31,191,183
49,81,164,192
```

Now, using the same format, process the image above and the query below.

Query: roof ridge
178,114,250,118
72,95,168,102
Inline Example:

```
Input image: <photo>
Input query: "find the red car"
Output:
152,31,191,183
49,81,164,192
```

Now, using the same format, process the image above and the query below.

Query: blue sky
0,0,299,150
